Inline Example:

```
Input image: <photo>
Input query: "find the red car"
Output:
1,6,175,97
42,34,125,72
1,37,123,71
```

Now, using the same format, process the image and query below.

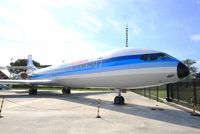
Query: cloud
131,24,142,35
196,60,200,64
47,0,108,11
194,60,200,70
190,34,200,41
0,0,105,66
107,19,124,33
77,12,103,33
109,19,122,28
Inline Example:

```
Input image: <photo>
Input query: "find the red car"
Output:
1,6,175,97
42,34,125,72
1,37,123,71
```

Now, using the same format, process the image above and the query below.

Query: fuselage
28,48,189,89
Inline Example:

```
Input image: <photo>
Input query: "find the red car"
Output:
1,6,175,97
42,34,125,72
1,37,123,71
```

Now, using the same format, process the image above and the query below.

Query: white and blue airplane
0,48,189,104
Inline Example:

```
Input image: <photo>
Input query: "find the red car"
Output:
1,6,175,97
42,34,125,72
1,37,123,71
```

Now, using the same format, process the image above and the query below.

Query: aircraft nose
177,62,190,79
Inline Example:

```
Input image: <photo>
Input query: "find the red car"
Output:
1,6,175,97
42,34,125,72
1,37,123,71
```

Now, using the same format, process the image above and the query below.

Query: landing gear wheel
62,87,71,94
29,88,37,95
114,96,125,105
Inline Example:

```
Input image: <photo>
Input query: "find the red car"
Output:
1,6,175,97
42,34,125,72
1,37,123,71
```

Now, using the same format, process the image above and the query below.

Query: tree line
10,59,50,68
9,59,51,74
182,59,199,79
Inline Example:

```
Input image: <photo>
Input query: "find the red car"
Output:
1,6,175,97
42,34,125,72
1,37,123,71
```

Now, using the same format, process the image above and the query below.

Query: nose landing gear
114,89,125,105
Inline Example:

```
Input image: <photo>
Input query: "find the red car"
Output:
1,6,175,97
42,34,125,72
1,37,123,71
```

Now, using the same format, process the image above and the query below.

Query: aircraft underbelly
55,67,177,89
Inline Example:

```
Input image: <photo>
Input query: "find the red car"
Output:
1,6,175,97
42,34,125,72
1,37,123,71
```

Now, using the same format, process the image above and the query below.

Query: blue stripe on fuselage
29,54,178,80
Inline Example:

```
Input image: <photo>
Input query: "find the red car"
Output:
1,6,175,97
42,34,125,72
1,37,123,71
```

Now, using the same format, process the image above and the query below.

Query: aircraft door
96,57,103,70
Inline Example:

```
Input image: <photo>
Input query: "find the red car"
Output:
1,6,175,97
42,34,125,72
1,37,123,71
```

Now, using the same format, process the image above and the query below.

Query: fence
132,79,200,111
167,79,200,109
133,85,167,102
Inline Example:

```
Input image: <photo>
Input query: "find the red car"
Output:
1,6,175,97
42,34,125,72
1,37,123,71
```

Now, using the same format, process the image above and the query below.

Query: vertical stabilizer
27,55,37,72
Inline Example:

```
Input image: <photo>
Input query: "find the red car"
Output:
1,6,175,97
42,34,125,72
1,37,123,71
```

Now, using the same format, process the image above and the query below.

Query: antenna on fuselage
125,24,128,47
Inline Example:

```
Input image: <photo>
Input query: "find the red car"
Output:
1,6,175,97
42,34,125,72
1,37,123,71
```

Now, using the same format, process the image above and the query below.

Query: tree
10,59,41,67
9,59,51,74
182,59,198,79
196,72,200,79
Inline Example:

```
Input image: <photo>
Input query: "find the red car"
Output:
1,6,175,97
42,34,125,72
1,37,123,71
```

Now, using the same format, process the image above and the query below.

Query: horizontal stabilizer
0,70,9,79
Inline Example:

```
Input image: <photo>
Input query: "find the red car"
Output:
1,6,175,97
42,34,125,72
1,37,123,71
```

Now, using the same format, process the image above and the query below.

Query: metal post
171,84,174,100
166,84,174,102
96,99,101,118
177,83,180,102
193,79,197,106
0,97,5,118
166,84,169,101
156,87,159,102
190,97,197,116
149,88,151,99
144,88,146,97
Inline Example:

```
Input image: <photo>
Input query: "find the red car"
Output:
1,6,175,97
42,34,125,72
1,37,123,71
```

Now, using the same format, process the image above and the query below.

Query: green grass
133,85,200,107
132,86,167,101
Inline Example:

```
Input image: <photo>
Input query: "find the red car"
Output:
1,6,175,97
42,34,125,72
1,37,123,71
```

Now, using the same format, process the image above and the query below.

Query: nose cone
177,62,190,79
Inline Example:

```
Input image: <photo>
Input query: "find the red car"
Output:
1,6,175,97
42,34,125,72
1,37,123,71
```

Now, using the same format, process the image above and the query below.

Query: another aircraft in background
0,48,189,104
0,68,10,90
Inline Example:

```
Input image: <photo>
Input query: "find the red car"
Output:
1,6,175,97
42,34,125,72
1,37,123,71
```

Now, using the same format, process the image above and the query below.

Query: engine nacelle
19,72,28,79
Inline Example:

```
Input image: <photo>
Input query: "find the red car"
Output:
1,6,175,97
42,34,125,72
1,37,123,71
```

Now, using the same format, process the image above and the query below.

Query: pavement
0,89,200,134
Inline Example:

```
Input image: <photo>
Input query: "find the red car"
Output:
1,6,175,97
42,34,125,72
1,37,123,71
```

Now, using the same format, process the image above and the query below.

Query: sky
0,0,200,69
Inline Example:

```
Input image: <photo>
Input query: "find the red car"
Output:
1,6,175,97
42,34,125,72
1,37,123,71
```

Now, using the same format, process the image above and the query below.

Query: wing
0,79,52,85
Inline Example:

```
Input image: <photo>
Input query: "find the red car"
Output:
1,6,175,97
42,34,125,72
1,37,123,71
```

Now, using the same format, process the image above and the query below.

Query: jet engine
18,72,28,79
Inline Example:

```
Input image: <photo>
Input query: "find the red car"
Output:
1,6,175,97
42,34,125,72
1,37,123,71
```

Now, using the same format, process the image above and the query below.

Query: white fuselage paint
29,48,181,89
52,67,178,89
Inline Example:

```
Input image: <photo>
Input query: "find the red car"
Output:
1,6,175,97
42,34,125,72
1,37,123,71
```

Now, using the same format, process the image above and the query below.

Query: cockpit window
140,53,171,61
140,54,149,61
149,54,157,61
156,53,171,60
140,54,157,61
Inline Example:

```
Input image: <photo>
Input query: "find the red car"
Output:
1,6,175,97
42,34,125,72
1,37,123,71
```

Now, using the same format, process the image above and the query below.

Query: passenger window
87,63,90,68
92,62,95,68
89,63,92,68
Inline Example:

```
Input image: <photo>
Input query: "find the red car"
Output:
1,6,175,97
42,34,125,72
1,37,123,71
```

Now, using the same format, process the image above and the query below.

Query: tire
29,88,37,95
114,96,125,105
120,96,125,104
33,88,37,95
62,87,71,94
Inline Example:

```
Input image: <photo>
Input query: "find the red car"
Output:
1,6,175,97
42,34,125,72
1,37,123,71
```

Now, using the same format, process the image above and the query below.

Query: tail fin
27,55,37,72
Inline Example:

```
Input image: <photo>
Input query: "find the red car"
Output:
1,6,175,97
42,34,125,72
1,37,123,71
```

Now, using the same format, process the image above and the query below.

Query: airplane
0,48,190,105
